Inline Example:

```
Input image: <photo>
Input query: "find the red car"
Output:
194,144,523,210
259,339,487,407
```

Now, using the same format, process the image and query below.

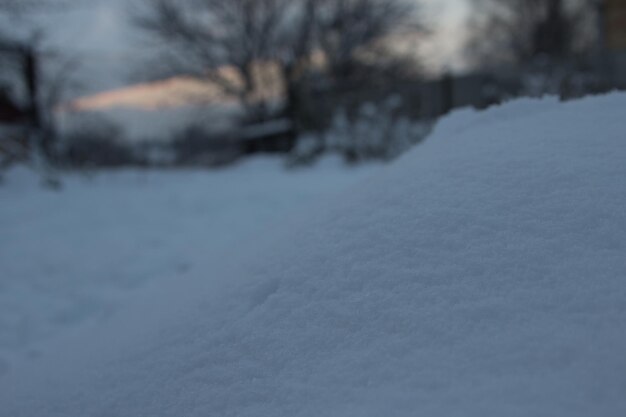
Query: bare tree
466,0,598,68
135,0,423,130
0,0,80,184
136,0,299,110
316,0,421,84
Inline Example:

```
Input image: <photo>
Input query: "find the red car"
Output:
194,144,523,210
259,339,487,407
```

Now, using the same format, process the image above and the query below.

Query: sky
18,0,471,96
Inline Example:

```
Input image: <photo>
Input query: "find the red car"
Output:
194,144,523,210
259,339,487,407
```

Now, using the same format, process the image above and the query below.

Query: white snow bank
0,156,378,371
3,94,626,417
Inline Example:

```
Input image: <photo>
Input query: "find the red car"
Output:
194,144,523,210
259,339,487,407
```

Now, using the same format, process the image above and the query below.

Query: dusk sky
24,0,471,95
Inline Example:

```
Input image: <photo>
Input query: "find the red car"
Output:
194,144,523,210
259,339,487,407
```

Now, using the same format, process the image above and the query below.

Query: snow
2,93,626,417
0,157,378,371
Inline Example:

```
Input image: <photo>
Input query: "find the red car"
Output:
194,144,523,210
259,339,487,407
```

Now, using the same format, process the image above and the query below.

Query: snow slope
3,94,626,417
0,157,378,372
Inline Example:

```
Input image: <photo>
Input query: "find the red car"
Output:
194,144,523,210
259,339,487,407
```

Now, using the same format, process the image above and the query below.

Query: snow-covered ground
2,93,626,417
0,157,380,373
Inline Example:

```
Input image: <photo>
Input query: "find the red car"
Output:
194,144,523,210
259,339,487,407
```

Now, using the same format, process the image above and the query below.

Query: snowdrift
3,94,626,417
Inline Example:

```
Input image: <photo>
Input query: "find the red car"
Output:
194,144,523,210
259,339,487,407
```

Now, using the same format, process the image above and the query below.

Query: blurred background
1,0,624,176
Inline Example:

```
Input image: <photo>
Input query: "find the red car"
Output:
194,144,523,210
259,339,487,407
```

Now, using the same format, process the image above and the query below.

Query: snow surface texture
3,94,626,417
0,157,378,372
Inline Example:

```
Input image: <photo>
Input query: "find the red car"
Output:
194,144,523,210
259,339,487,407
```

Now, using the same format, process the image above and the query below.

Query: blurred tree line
466,0,613,97
135,0,424,139
1,0,623,174
468,0,598,65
